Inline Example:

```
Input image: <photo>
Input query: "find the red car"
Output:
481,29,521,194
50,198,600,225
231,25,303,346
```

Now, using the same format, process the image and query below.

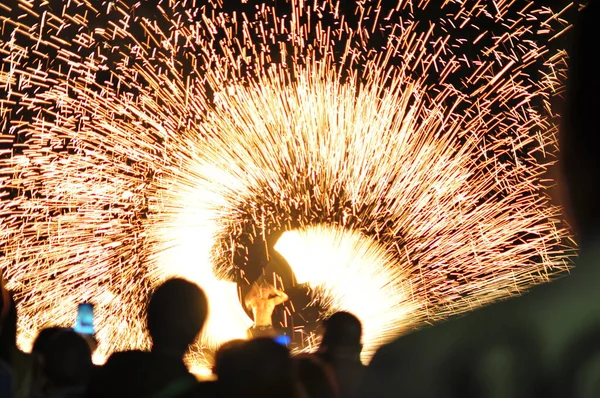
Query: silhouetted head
294,354,338,398
0,271,9,326
319,311,362,359
146,278,208,354
0,291,17,364
44,330,93,388
213,339,246,376
32,327,70,356
217,337,298,397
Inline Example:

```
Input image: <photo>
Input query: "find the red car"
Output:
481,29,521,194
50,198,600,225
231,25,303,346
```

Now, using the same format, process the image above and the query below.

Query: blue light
274,335,291,346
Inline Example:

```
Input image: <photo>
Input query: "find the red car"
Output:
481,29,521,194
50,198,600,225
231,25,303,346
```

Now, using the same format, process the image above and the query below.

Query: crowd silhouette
0,276,364,398
1,0,600,397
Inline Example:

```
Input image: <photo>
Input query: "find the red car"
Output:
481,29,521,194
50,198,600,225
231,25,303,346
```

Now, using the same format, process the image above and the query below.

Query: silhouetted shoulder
86,350,197,398
363,247,600,397
192,381,219,397
98,350,150,377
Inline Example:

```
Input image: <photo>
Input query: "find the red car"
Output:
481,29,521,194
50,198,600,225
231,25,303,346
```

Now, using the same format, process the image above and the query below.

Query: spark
0,0,574,371
275,225,419,361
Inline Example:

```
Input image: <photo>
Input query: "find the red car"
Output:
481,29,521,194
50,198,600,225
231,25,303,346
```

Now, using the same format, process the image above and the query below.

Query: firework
0,0,574,371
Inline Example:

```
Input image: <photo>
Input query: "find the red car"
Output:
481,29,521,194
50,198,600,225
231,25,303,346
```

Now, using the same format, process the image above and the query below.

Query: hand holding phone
74,303,95,335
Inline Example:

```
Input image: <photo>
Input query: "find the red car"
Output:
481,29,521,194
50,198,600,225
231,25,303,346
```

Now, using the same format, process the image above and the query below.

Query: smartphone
274,334,291,346
74,303,95,335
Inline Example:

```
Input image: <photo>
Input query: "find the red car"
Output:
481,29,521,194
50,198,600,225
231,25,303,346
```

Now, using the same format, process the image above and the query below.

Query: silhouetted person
43,330,93,398
212,339,246,378
85,278,210,398
558,325,600,397
217,337,299,398
0,288,33,398
0,271,14,398
202,339,247,395
32,328,70,356
245,281,288,338
30,327,71,398
295,354,338,398
317,312,365,398
0,357,12,398
361,2,600,397
436,327,545,398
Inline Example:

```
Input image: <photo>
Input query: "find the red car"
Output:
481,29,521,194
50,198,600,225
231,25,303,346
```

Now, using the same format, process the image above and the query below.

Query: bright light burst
0,0,574,370
275,225,420,361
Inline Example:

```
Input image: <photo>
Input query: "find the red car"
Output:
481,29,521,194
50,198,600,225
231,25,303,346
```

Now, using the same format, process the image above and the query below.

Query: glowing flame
0,0,575,371
276,225,421,361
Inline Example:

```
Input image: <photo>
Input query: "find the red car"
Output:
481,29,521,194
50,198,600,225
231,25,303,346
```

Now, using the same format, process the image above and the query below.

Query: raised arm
245,283,258,308
271,289,289,305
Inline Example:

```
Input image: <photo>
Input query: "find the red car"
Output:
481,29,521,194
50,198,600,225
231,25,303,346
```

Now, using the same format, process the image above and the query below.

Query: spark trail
0,0,574,370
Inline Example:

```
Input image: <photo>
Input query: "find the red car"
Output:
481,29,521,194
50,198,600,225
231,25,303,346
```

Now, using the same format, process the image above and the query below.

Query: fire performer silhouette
244,280,289,338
